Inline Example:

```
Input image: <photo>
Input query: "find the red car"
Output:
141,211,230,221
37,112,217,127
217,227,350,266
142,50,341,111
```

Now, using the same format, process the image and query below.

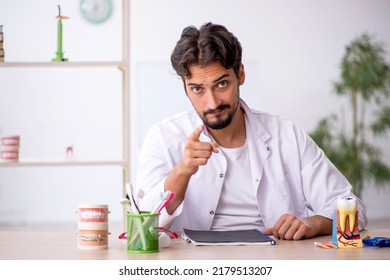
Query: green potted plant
310,33,390,199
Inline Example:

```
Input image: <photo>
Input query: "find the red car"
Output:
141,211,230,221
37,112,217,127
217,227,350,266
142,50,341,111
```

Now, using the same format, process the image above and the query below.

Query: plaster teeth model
337,196,357,232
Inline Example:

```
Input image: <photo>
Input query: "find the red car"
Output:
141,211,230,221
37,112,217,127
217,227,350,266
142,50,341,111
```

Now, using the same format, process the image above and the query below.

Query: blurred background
0,0,389,227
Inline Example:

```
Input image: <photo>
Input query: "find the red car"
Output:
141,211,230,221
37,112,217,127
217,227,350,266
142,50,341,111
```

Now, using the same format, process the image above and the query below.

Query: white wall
0,0,389,226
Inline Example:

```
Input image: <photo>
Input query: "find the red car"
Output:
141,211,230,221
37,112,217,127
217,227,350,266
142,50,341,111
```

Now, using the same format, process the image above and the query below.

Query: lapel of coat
241,100,271,194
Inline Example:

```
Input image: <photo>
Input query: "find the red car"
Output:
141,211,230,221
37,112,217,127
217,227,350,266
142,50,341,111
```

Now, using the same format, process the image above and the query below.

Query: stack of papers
182,228,276,246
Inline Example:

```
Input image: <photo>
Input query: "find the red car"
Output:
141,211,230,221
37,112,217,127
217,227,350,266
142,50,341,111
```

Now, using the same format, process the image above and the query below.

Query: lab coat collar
239,98,271,143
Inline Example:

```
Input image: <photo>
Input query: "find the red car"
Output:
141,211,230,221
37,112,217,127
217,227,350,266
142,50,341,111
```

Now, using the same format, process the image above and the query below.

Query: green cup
126,212,159,253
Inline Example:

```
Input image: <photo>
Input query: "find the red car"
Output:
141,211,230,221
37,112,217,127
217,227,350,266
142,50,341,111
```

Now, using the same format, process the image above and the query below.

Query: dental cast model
337,196,357,232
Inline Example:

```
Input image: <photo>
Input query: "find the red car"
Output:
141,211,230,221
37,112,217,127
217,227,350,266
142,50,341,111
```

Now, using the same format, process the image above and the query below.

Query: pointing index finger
188,125,204,142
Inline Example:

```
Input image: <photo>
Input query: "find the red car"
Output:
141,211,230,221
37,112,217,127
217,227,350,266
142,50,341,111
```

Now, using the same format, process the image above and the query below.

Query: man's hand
164,125,218,214
263,213,332,240
179,125,219,176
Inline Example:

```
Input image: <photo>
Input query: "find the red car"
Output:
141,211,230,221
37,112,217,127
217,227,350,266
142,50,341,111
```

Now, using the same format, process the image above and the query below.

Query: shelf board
0,159,126,167
0,61,127,68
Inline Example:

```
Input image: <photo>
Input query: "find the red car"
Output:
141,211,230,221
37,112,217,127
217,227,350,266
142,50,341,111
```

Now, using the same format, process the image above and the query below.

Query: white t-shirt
211,141,265,230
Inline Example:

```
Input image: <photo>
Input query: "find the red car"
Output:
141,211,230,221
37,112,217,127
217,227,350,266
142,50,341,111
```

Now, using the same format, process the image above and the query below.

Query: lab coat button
219,173,224,178
209,211,215,215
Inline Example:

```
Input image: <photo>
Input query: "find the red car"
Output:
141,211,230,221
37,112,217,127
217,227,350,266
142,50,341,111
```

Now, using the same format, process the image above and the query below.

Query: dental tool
152,191,175,214
128,191,175,248
125,183,141,214
123,185,147,250
120,198,133,214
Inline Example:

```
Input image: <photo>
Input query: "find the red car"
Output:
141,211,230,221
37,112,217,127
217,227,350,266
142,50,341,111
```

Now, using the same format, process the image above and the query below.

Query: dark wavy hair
170,22,242,79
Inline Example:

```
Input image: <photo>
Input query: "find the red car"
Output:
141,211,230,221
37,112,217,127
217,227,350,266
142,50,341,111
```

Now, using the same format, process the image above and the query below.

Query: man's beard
200,99,239,130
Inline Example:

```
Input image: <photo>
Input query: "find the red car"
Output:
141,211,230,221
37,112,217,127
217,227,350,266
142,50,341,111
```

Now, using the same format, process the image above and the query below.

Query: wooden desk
0,226,389,260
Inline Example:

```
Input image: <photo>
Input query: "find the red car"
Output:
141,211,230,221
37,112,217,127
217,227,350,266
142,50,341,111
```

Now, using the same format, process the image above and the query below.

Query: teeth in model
337,197,357,232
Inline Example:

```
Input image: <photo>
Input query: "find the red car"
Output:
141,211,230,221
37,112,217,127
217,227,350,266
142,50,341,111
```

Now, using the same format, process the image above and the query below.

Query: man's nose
205,90,219,109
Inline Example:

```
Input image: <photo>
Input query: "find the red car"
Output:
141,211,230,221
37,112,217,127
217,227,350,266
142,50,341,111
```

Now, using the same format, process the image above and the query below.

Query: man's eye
217,81,228,88
191,87,203,94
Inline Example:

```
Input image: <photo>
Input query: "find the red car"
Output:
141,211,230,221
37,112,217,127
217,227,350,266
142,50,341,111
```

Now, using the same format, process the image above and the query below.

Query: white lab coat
136,99,367,233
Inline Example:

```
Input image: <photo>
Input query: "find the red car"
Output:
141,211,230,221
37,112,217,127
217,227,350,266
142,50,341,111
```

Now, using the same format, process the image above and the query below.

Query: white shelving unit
0,1,130,194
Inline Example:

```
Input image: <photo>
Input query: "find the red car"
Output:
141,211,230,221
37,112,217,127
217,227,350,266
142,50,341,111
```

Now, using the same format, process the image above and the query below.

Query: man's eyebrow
186,82,202,87
186,73,230,87
213,73,230,83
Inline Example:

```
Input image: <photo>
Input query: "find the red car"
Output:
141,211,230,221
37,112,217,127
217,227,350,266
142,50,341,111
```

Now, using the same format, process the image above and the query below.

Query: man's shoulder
240,99,293,126
247,108,308,144
248,108,294,127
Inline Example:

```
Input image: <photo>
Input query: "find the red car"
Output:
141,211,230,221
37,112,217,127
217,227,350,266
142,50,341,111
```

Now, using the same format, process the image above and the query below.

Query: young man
136,22,367,240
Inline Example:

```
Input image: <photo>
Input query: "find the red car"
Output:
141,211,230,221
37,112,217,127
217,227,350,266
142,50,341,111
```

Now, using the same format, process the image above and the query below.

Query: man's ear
239,64,245,85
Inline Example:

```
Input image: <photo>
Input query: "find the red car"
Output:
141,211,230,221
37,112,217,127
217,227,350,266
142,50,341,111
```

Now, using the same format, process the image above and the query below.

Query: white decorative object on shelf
0,135,20,162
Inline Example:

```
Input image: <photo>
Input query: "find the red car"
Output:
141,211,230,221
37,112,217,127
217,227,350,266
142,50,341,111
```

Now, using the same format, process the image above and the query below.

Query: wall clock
80,0,113,24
